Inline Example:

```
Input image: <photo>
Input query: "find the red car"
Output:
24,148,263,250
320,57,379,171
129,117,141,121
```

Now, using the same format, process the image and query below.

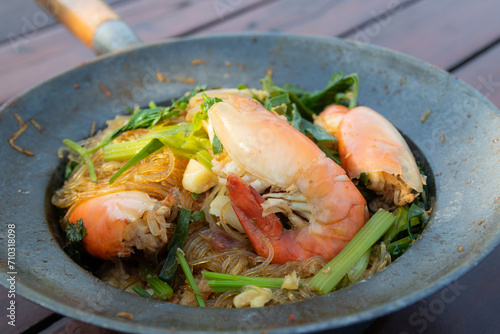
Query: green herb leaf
212,134,224,154
63,219,87,263
359,172,372,186
65,219,87,243
296,72,359,111
407,203,425,240
203,95,223,111
264,93,290,114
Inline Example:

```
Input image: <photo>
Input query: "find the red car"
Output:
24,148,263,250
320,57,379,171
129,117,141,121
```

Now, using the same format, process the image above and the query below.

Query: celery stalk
308,210,396,294
103,139,151,161
108,139,164,184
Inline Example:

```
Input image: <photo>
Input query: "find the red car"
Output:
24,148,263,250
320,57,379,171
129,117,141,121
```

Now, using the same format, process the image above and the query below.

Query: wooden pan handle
36,0,141,54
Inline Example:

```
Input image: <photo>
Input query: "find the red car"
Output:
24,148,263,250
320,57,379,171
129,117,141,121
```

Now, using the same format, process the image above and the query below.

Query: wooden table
1,0,499,333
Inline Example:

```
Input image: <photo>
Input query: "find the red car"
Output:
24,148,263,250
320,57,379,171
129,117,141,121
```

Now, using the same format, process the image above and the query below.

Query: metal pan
0,1,499,333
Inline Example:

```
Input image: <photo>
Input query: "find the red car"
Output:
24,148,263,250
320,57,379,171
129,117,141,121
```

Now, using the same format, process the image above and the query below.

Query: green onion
159,209,191,283
146,276,173,300
308,210,396,294
63,139,97,182
176,250,206,307
132,285,154,299
108,138,164,184
202,272,304,293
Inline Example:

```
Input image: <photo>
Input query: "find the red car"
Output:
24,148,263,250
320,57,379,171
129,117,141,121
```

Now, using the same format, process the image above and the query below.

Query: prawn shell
295,157,368,240
208,96,321,188
314,104,350,137
338,107,424,193
66,191,156,260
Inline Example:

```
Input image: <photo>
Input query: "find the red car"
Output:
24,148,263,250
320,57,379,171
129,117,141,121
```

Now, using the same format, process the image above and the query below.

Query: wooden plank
366,245,500,334
0,0,127,45
196,0,415,37
0,285,54,334
454,42,500,109
343,0,500,70
0,0,271,104
39,317,121,334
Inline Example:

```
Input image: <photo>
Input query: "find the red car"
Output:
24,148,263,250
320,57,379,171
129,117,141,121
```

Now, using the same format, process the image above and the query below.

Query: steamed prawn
315,105,425,206
66,191,176,260
207,96,368,264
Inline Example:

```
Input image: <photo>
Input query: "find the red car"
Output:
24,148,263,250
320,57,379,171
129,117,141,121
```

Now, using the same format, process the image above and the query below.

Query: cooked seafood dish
52,73,429,307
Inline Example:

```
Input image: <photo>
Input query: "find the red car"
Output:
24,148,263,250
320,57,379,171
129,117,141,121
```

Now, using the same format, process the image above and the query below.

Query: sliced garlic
182,159,218,194
233,286,273,308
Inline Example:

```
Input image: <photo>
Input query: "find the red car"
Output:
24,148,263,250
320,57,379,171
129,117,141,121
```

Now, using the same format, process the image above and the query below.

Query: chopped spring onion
146,276,173,300
308,210,396,294
176,250,206,307
203,272,304,293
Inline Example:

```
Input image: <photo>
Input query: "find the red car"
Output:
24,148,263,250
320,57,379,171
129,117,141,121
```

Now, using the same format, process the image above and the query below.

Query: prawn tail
226,174,283,259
